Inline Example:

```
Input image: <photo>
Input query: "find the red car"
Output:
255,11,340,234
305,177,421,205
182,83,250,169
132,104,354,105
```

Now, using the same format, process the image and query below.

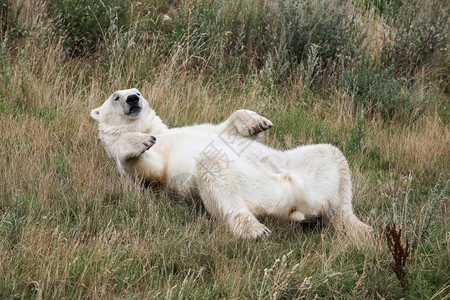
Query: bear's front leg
114,132,156,163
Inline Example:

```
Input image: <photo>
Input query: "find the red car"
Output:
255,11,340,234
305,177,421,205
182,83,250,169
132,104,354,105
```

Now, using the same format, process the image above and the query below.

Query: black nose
126,94,140,105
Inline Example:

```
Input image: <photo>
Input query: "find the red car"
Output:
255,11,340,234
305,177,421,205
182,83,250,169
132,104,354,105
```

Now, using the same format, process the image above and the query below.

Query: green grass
0,0,449,298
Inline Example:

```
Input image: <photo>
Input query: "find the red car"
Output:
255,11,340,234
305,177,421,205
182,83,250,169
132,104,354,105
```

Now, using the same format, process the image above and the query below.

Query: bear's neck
99,109,169,138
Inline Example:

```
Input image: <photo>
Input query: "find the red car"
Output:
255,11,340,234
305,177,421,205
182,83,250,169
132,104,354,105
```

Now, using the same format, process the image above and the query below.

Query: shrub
162,0,274,74
273,0,358,69
256,0,360,85
154,0,442,121
163,0,223,70
380,0,449,76
357,0,403,15
342,58,435,120
48,0,131,56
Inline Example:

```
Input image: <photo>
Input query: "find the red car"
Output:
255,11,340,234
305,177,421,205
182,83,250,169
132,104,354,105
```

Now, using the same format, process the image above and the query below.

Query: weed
277,132,287,150
345,110,365,153
420,173,449,241
302,43,320,102
257,251,306,299
385,223,410,292
19,49,27,96
53,144,72,180
0,192,34,247
0,33,9,86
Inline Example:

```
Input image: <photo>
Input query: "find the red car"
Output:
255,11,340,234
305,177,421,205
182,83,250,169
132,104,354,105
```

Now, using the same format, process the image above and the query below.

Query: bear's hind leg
328,208,373,242
329,159,372,241
195,152,271,239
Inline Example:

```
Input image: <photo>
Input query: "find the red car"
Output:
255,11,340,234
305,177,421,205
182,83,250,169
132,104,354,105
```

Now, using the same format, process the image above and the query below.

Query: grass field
0,0,449,298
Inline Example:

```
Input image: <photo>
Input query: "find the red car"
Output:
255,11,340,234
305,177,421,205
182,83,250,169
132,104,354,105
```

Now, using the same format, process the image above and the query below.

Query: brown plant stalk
385,224,410,291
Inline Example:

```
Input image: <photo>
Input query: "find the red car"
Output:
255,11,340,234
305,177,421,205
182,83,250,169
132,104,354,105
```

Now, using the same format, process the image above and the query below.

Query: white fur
91,88,372,239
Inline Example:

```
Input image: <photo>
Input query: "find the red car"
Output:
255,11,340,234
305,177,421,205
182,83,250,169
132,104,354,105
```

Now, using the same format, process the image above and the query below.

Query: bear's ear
90,108,101,122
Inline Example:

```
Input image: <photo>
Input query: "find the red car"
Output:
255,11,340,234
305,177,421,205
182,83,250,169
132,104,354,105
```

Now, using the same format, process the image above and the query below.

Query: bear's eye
114,96,120,101
136,93,141,96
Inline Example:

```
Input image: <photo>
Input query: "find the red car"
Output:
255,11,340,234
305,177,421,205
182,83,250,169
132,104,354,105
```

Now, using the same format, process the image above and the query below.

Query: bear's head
91,88,146,123
91,88,168,137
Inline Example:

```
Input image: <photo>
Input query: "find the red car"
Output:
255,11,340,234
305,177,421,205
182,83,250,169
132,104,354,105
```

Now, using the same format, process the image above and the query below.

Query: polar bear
91,88,372,239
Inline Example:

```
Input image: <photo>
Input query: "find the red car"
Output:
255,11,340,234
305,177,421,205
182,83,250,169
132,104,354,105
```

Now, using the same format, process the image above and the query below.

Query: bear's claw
142,136,156,149
247,118,273,136
233,109,273,137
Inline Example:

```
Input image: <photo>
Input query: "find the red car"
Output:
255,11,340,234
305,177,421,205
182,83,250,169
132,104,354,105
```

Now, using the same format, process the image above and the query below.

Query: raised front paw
141,135,156,153
233,109,273,137
122,134,156,161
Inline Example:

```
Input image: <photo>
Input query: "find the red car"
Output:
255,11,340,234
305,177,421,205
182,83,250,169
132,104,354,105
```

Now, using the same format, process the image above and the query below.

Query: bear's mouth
127,105,142,116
